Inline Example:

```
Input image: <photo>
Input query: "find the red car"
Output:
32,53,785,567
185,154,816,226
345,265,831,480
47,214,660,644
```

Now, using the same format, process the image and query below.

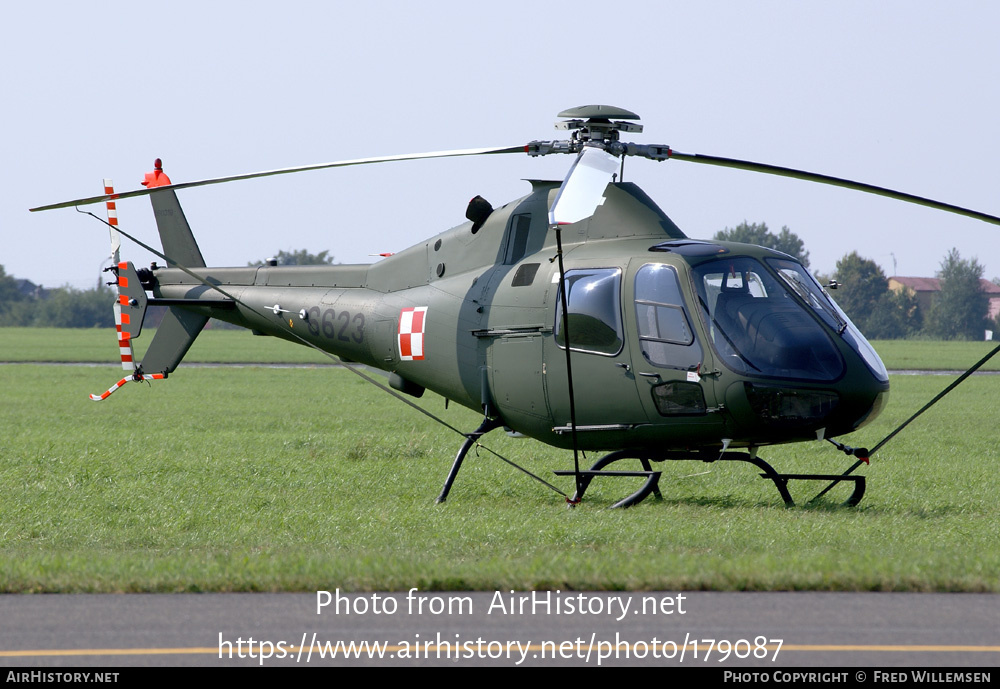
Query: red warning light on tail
141,158,172,188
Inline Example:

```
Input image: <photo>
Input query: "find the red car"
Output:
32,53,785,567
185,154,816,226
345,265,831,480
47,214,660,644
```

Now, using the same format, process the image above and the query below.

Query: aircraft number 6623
306,307,364,344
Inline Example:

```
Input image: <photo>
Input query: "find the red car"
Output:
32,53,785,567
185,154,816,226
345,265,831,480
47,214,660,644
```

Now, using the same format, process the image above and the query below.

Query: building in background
889,276,1000,321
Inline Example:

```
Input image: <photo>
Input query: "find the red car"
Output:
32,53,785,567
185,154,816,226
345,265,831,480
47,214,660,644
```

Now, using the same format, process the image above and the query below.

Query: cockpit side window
634,264,702,370
554,268,623,356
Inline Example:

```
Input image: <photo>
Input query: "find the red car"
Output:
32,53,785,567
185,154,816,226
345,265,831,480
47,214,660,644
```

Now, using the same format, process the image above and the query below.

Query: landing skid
731,452,867,508
554,450,662,509
436,424,866,508
435,417,503,504
555,449,866,508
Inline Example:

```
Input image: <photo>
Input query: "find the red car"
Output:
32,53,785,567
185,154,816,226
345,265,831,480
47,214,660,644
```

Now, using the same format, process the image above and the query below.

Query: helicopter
30,105,1000,509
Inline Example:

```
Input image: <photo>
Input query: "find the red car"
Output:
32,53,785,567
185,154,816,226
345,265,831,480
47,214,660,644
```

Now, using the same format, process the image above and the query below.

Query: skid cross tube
555,450,663,509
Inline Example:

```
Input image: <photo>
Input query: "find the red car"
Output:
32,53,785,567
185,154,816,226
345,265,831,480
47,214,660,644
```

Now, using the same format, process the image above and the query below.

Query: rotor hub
555,104,643,145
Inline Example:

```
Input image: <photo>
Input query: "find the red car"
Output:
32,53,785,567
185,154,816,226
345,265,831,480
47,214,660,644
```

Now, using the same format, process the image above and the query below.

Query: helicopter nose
725,372,888,442
844,386,889,432
741,383,839,428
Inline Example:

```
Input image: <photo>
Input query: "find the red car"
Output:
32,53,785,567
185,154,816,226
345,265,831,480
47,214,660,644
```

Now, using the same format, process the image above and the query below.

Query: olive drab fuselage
150,180,889,456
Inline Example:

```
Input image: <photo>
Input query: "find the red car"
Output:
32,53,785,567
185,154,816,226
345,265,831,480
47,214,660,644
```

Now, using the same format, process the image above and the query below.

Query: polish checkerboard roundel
398,307,427,361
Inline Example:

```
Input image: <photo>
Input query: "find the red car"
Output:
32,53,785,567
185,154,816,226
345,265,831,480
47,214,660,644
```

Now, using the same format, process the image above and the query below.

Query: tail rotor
90,179,161,401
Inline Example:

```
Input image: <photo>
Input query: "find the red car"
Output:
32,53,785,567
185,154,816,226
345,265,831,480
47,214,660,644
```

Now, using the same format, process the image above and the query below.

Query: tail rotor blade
103,179,121,262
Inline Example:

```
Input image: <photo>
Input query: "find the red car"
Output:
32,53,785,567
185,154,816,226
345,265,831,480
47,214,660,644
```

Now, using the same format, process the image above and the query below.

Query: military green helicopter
31,105,1000,508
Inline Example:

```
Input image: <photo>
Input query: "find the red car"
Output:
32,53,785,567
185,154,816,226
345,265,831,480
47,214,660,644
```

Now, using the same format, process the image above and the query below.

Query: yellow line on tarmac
2,643,1000,659
782,644,1000,652
1,648,219,657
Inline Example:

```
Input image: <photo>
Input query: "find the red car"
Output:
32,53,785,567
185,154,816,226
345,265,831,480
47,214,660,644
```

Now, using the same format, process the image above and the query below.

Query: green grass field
0,328,998,592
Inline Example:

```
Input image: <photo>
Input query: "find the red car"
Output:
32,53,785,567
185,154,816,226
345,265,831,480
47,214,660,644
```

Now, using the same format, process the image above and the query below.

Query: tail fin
142,158,205,268
143,159,209,371
90,168,208,400
150,189,206,268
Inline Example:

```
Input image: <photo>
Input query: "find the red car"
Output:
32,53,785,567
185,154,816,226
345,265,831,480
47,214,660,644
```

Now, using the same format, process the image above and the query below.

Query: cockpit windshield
766,258,848,333
766,258,888,383
692,257,844,381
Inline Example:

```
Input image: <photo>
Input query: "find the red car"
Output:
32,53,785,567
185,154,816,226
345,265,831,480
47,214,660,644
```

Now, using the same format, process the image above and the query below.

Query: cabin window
511,262,540,287
554,268,623,356
504,214,532,265
634,263,702,369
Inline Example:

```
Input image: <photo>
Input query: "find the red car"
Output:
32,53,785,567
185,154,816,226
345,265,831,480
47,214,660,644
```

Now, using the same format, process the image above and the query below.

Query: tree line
0,265,115,328
716,222,995,340
1,235,994,339
0,249,337,329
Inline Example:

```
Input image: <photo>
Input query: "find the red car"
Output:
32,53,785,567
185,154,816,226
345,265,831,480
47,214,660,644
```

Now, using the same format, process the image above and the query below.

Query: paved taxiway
0,592,997,667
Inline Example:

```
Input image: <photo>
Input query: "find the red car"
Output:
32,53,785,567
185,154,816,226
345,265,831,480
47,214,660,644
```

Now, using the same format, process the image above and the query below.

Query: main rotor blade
30,145,526,212
667,150,1000,226
549,146,619,225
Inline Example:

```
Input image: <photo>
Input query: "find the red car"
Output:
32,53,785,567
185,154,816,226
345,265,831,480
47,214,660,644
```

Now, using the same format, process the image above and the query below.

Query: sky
4,1,999,292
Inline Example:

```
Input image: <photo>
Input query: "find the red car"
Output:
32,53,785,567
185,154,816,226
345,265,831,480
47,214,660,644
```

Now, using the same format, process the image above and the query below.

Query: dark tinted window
555,268,623,356
650,381,707,416
504,214,532,265
511,263,539,287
